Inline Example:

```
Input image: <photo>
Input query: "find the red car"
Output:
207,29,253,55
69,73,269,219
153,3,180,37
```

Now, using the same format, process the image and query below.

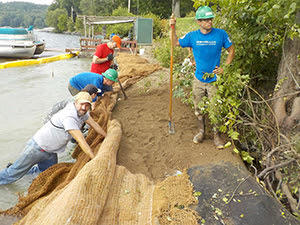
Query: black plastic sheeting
188,162,300,225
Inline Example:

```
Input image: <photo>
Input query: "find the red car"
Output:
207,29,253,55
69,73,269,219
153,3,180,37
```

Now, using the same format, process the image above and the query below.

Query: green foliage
46,8,68,32
105,7,135,38
67,18,75,32
79,0,112,16
57,14,68,32
75,18,84,34
0,2,47,28
173,61,194,106
198,67,250,139
153,37,188,67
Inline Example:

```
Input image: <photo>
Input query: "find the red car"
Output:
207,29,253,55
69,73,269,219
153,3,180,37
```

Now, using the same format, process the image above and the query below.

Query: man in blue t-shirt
170,6,235,149
68,69,118,109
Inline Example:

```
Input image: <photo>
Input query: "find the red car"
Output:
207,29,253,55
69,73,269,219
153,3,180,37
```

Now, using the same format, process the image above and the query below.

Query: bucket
139,49,145,55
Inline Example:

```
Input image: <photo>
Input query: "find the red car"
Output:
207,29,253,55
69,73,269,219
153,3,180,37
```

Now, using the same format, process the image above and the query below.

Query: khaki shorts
192,78,216,117
68,83,80,96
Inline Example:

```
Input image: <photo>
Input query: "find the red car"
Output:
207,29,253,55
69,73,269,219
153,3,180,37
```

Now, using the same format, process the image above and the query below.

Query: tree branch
257,159,295,179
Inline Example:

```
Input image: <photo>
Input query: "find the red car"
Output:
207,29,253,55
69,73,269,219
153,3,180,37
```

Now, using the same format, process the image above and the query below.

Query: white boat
0,27,45,59
27,26,46,55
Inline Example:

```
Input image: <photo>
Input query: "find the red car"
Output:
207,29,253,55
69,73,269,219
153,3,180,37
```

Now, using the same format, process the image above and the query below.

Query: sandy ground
112,49,244,183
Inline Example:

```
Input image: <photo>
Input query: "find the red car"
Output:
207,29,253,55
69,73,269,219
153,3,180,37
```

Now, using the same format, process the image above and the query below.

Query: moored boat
27,26,46,55
0,27,45,59
33,40,45,55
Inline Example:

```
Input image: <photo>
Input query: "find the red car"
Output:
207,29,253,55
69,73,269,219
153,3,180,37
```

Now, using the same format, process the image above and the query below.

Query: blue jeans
0,138,57,185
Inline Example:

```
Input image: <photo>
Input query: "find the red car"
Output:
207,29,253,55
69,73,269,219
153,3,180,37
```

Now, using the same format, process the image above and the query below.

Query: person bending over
0,92,106,185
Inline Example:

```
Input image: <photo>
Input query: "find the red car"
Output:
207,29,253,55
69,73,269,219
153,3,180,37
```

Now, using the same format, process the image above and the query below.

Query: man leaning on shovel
169,6,235,149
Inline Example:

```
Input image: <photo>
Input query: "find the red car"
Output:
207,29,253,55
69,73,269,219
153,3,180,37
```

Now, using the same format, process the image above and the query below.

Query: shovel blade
168,121,175,135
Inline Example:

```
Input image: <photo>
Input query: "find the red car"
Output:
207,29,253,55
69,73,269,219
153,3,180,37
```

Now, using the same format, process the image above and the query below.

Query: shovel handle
118,80,127,99
169,13,175,121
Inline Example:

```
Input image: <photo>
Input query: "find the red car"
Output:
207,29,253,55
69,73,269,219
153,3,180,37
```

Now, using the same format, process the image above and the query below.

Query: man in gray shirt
0,92,106,185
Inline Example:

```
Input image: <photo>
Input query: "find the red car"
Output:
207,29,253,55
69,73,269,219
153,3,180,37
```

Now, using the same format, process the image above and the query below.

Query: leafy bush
152,37,188,67
141,12,164,39
46,8,68,33
75,17,84,35
106,7,135,38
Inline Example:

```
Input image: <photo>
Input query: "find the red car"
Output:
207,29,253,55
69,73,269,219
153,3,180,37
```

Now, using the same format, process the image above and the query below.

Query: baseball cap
75,91,92,104
82,84,98,95
112,35,122,48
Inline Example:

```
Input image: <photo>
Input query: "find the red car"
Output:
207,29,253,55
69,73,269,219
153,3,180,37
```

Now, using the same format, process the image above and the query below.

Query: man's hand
213,66,224,75
110,64,118,70
107,53,114,61
169,18,176,27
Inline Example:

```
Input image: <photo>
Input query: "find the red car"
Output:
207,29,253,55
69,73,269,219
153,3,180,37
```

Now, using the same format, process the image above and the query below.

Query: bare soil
112,49,244,183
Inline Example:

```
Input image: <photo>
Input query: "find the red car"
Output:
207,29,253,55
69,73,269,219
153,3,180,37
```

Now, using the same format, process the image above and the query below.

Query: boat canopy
0,28,28,35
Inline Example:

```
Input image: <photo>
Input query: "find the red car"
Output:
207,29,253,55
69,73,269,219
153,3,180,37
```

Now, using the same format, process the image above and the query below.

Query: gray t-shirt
33,102,89,153
43,97,74,124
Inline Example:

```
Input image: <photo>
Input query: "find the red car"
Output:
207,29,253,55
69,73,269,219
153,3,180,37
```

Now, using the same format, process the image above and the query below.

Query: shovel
168,14,175,135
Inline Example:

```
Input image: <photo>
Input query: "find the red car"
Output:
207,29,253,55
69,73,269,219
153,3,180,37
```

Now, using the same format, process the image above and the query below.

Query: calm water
0,31,92,210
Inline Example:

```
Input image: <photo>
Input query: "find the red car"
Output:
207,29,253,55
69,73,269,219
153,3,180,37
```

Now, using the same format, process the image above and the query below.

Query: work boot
193,116,205,144
214,131,224,149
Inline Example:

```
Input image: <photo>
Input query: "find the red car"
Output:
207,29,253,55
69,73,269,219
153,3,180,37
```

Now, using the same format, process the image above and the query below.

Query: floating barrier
0,51,79,69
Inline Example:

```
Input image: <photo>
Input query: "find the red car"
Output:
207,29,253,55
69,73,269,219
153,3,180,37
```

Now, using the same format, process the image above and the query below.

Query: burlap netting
0,53,200,224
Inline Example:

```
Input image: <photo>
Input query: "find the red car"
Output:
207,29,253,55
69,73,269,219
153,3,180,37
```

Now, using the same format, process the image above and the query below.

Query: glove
110,64,118,70
107,53,114,61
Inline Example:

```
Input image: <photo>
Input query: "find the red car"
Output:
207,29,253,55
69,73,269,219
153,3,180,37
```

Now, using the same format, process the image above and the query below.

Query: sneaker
6,163,12,168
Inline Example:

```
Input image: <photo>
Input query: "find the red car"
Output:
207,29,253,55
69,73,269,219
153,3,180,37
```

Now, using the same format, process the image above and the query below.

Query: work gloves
107,53,114,61
110,64,118,70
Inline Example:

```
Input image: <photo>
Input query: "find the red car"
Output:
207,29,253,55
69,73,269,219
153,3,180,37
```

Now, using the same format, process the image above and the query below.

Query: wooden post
84,15,87,38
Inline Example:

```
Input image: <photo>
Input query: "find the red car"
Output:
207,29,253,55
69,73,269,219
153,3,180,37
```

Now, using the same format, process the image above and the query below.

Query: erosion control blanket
188,162,300,225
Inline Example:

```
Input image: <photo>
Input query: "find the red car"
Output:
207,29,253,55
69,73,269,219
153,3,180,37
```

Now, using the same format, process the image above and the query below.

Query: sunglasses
198,18,213,22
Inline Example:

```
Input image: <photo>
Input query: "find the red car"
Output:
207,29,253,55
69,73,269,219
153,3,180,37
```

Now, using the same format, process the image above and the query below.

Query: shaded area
188,162,300,225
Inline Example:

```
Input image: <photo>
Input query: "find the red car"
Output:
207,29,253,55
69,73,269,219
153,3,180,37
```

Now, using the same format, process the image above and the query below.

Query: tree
0,2,47,28
57,13,68,32
172,0,180,18
273,12,300,131
46,8,68,32
79,0,112,16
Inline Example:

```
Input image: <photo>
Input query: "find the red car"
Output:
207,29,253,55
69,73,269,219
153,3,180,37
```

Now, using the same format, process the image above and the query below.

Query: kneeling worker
0,92,106,185
68,69,118,109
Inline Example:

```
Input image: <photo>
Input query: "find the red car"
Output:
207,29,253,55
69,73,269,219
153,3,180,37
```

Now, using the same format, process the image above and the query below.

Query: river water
0,31,92,210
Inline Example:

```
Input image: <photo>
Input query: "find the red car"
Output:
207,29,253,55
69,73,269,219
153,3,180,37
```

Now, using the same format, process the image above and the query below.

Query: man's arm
68,129,95,159
85,116,107,137
92,55,109,64
225,45,235,65
213,45,235,75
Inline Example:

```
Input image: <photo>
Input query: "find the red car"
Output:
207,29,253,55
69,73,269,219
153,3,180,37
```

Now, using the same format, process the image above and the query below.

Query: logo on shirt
196,40,216,46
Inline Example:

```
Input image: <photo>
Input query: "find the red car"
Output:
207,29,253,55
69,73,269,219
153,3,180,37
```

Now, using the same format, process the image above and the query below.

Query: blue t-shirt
179,28,232,83
69,72,113,102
